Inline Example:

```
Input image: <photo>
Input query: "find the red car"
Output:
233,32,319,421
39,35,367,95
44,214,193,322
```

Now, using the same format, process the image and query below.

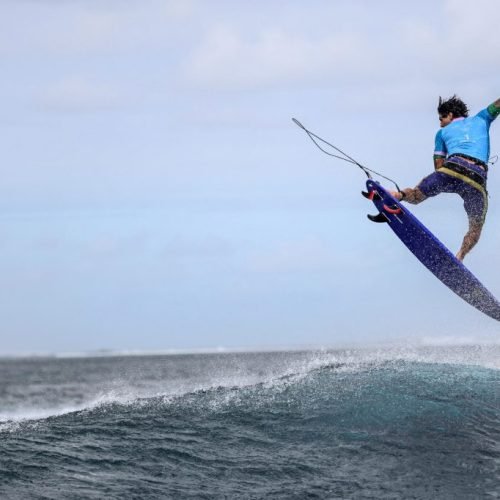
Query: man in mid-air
392,95,500,261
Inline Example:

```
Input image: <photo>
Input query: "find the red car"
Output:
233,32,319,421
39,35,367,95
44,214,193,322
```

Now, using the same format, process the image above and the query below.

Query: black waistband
450,153,488,170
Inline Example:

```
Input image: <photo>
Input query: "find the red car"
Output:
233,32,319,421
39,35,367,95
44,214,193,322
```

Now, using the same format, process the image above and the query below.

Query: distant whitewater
1,346,499,499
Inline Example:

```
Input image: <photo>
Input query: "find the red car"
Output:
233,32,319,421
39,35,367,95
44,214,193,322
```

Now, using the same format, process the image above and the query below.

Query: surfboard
364,179,500,321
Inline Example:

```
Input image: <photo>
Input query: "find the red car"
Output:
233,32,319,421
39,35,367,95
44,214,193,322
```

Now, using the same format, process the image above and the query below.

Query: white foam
1,344,497,430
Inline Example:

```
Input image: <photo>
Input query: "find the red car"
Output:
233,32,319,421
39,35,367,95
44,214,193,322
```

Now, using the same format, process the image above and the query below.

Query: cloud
402,0,500,78
38,75,126,112
180,1,500,98
0,0,198,56
182,25,378,90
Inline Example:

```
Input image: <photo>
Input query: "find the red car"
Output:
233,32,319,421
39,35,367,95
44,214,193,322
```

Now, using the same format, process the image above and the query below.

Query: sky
1,0,500,355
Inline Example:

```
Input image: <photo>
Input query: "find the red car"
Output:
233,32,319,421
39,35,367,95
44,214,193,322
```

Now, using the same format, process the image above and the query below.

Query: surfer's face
439,112,453,127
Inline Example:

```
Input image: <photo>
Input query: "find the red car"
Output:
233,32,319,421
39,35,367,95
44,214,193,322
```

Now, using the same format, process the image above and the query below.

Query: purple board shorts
418,156,488,225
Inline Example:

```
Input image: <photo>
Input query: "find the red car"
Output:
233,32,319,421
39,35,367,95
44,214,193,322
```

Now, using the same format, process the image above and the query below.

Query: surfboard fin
361,190,381,201
367,213,389,223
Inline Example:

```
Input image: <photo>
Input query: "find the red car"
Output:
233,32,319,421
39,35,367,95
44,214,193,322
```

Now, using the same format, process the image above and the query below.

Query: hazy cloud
182,26,379,90
38,75,127,112
0,0,198,56
0,0,498,353
402,0,500,76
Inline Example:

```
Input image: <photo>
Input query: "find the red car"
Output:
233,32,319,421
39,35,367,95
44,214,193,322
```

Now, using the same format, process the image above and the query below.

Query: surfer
392,96,500,261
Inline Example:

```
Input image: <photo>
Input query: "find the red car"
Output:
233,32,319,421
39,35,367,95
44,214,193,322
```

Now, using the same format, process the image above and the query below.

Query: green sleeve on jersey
487,103,500,119
433,154,445,160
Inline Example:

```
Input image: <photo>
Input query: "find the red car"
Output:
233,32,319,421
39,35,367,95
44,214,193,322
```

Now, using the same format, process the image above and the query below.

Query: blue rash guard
417,103,499,226
434,106,498,164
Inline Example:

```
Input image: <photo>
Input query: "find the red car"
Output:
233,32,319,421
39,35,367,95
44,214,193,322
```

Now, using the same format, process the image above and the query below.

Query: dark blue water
1,346,499,499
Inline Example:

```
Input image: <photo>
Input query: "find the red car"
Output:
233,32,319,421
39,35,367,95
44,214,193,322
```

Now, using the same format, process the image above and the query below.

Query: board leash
292,118,402,193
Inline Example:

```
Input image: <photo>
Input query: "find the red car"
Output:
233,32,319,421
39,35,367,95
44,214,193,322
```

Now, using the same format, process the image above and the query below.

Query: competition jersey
434,106,498,164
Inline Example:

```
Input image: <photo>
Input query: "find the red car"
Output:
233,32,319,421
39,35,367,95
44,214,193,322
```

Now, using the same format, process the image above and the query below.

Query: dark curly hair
437,95,469,118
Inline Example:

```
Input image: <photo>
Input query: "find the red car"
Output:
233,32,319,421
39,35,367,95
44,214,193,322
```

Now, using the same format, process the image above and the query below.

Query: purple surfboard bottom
366,179,500,321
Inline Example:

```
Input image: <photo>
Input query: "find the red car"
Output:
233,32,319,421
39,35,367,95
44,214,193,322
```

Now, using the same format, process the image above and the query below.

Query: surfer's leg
456,221,483,261
457,185,488,261
392,171,447,204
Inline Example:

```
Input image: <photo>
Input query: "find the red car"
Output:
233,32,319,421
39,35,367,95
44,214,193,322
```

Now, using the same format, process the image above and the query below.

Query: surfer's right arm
433,129,446,170
433,157,445,170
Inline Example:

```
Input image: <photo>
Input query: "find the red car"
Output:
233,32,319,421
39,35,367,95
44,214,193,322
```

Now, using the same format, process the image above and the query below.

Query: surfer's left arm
487,99,500,119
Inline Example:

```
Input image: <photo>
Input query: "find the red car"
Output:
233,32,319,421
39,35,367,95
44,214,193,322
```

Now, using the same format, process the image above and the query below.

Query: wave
2,348,498,498
2,345,498,429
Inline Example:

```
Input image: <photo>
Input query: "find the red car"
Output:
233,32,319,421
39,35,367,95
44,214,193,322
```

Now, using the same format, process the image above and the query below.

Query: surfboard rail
365,179,500,321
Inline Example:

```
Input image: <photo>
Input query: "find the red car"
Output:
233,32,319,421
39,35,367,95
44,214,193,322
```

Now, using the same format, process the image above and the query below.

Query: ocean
0,345,499,499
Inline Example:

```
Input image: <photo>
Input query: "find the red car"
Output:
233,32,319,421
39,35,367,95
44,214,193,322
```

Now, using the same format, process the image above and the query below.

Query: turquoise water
1,346,499,498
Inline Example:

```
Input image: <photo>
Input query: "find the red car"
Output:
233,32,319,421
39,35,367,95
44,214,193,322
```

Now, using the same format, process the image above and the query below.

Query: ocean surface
0,345,499,499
